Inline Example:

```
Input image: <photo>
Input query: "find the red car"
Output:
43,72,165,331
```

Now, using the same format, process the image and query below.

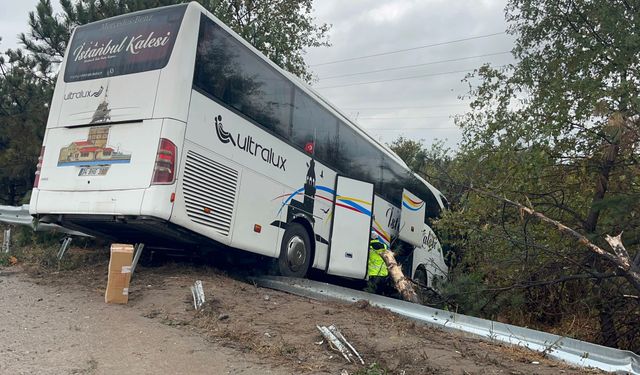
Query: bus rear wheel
278,223,311,278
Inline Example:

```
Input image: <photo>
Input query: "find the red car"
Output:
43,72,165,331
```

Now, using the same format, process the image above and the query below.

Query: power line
342,104,468,110
316,65,507,89
359,115,458,119
320,51,511,80
366,127,460,131
311,31,507,67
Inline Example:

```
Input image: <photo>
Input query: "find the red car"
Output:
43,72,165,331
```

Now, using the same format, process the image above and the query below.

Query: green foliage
353,363,388,375
200,0,330,82
0,47,52,205
437,271,526,318
389,0,640,352
388,137,427,172
0,253,13,266
446,0,640,351
388,138,458,200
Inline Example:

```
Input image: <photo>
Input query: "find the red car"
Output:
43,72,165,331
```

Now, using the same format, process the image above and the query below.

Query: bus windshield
64,4,186,82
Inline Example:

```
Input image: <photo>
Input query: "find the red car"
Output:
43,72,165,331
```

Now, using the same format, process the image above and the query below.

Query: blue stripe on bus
402,201,423,211
316,185,335,195
337,199,372,217
57,159,131,166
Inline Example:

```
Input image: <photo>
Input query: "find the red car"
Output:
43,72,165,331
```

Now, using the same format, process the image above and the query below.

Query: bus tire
414,265,428,287
278,223,311,278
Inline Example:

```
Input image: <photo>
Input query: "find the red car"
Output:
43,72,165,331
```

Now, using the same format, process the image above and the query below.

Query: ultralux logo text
214,115,287,171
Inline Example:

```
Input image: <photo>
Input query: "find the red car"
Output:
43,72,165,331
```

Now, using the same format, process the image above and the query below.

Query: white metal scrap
191,280,206,310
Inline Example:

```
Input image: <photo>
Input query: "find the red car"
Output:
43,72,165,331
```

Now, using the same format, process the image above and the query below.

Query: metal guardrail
0,204,90,237
0,205,34,226
254,276,640,374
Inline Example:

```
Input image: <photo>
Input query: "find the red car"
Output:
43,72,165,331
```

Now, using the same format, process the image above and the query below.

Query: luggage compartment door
326,176,374,279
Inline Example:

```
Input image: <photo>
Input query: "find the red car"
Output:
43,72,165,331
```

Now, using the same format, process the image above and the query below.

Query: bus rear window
64,5,186,82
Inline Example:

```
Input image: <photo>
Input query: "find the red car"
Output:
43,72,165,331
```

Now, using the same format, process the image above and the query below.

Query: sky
305,1,516,149
0,0,515,150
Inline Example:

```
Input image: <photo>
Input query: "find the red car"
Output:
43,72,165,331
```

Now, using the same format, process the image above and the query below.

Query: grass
353,363,389,375
0,224,108,271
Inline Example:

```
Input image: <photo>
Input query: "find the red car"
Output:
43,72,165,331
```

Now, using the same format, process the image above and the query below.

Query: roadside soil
0,252,604,375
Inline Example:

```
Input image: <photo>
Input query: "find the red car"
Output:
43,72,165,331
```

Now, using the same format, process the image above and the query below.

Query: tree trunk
583,132,622,347
380,250,419,303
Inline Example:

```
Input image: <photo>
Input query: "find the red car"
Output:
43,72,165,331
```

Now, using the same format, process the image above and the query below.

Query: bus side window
292,88,338,163
194,16,292,140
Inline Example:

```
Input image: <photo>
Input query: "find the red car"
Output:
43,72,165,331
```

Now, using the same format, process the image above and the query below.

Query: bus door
326,176,375,279
399,189,426,247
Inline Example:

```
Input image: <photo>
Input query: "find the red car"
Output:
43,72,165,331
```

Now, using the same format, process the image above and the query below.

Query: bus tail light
152,138,177,184
33,146,45,188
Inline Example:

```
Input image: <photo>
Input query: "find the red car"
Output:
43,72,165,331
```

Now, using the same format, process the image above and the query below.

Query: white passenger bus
30,2,447,283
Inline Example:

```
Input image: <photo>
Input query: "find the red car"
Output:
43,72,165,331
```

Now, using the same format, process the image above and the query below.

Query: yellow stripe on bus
336,195,372,206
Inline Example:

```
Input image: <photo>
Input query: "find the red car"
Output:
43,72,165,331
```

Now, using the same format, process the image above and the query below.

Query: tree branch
470,188,640,293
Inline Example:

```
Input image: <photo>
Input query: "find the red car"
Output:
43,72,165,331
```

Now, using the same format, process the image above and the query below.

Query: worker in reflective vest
368,231,389,278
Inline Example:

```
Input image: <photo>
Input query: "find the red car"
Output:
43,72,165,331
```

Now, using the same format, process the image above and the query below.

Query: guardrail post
130,243,145,279
2,229,10,253
57,237,72,260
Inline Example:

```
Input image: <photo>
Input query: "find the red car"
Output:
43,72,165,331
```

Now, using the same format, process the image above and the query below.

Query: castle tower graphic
87,127,109,147
91,83,111,124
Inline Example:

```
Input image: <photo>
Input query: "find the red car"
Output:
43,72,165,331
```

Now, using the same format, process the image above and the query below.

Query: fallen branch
472,188,640,294
380,250,419,303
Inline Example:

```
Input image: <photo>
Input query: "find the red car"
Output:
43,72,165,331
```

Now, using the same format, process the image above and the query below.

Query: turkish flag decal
304,142,314,154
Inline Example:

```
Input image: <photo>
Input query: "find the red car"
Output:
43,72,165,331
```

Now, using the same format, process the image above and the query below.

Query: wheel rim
286,235,307,270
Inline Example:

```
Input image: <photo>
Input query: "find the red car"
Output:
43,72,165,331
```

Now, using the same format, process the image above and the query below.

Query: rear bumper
30,185,175,218
30,188,146,216
30,187,187,246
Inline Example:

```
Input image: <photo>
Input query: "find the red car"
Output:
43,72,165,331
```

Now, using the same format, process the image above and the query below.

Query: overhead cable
365,127,459,131
342,104,467,110
358,115,457,119
316,65,507,89
320,51,511,80
311,31,507,67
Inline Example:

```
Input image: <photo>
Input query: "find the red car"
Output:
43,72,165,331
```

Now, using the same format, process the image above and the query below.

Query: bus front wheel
278,223,311,278
414,266,428,287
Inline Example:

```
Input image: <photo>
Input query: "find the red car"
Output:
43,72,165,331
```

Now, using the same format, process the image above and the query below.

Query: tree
0,45,52,205
201,0,330,82
446,0,640,351
20,0,330,81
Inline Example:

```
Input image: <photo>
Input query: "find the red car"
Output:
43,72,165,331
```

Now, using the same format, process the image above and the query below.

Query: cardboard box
105,243,134,304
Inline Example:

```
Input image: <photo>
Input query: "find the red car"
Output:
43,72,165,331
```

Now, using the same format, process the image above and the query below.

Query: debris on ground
316,325,364,365
191,280,205,310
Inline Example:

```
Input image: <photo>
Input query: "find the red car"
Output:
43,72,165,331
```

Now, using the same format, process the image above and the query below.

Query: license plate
79,166,110,176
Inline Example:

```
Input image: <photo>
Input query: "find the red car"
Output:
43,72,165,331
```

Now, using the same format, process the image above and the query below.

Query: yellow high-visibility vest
368,239,389,277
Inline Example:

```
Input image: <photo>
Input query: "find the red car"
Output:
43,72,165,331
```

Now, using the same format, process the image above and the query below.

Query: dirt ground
0,255,604,375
